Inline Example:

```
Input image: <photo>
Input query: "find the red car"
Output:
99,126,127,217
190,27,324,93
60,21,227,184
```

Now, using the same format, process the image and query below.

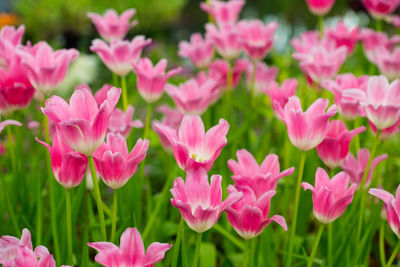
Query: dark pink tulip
305,0,336,15
275,96,337,151
302,168,356,223
326,21,359,55
341,148,388,188
0,61,35,115
42,86,121,155
200,0,245,27
87,9,137,42
208,59,248,90
293,45,347,84
246,61,278,95
152,105,184,152
88,227,171,267
171,168,242,233
316,120,365,169
238,20,278,61
178,33,214,69
228,149,295,196
166,78,219,115
205,23,242,60
93,133,149,189
263,78,297,112
90,37,151,77
362,0,400,19
0,228,57,267
132,58,181,103
36,133,88,189
344,76,400,130
322,73,369,120
0,25,24,67
153,115,229,171
108,106,143,137
17,41,78,95
226,186,287,239
369,185,400,237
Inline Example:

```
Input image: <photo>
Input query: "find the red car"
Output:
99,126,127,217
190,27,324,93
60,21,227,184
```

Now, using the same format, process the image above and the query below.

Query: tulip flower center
191,153,203,161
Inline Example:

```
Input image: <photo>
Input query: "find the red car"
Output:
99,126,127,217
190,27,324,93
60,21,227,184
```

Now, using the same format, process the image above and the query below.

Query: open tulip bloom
305,0,336,16
200,0,245,27
178,33,214,69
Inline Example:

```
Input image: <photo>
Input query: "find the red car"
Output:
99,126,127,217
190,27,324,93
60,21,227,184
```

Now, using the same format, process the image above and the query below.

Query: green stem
328,223,332,267
172,218,185,267
307,224,325,267
223,61,233,121
66,189,73,265
249,238,257,267
249,61,257,109
318,16,324,38
35,164,42,246
286,151,307,267
112,72,119,87
386,239,400,267
88,155,107,240
376,19,383,32
213,223,245,250
380,221,386,267
111,189,118,243
353,119,361,152
243,240,251,267
192,233,203,267
6,126,19,235
144,104,152,140
121,75,128,111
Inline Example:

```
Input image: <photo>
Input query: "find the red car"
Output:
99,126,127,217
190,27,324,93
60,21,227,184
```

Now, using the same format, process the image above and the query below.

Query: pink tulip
42,86,121,155
369,119,400,140
208,59,248,90
87,9,137,42
195,72,222,104
36,133,88,189
305,0,336,15
369,185,400,237
0,228,57,267
205,23,242,60
302,168,356,223
0,61,35,115
178,33,214,68
246,61,278,95
237,20,278,61
108,106,143,137
0,119,21,134
388,15,400,27
152,105,184,152
171,168,242,233
93,133,149,189
90,37,151,76
292,31,332,54
153,115,229,171
293,45,347,84
362,0,400,19
322,73,369,120
341,148,388,188
344,76,400,130
17,41,78,95
263,78,298,112
88,227,171,267
374,46,400,80
0,25,25,67
226,186,287,239
228,149,295,196
166,78,219,115
132,58,181,103
200,0,245,27
316,120,365,169
274,96,337,151
326,21,359,55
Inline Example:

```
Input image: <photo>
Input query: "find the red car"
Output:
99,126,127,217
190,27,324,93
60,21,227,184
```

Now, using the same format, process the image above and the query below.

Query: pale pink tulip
274,96,337,151
42,86,121,155
291,31,334,54
87,9,137,42
326,21,359,55
341,148,388,188
171,168,242,233
0,25,25,67
305,0,336,15
88,227,171,267
108,106,143,137
228,149,294,196
263,78,297,112
132,58,181,103
93,133,148,189
316,120,365,169
178,33,214,69
369,119,400,140
205,23,242,60
322,73,369,120
375,46,400,80
302,168,356,223
238,20,278,61
153,115,229,171
246,61,278,95
344,76,400,130
200,0,245,27
362,0,400,19
166,78,219,115
90,37,151,76
369,185,400,237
